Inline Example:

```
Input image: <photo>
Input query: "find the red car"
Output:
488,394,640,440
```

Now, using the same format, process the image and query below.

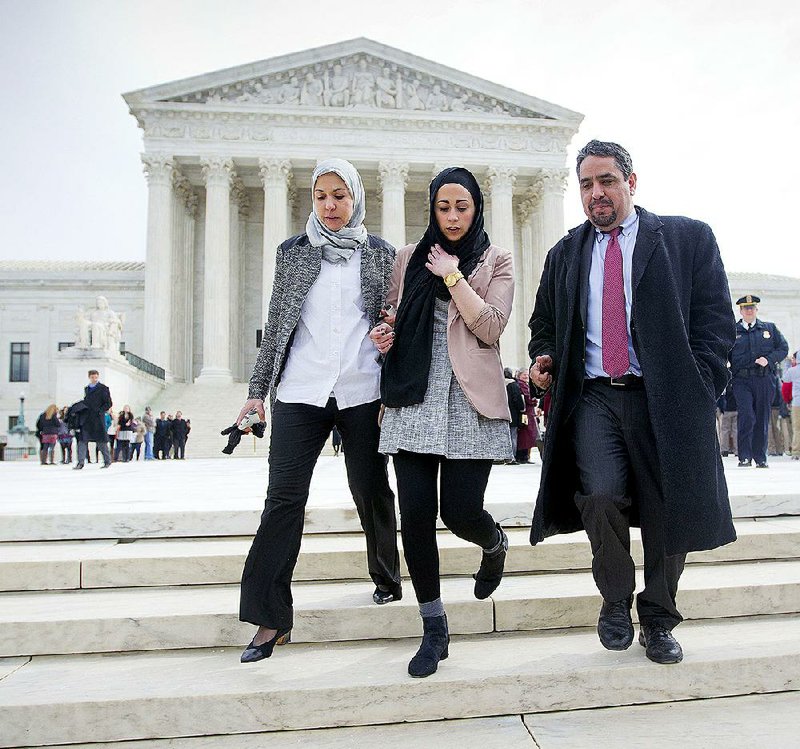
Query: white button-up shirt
276,250,381,409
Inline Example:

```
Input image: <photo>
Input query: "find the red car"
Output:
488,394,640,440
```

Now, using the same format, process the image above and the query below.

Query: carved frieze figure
277,76,301,105
375,67,397,108
351,59,375,107
450,92,470,111
325,63,350,107
74,306,90,349
404,81,426,110
300,72,324,106
425,84,448,111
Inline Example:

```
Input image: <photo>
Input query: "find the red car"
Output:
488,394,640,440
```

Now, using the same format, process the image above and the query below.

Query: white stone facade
0,261,144,432
123,38,584,379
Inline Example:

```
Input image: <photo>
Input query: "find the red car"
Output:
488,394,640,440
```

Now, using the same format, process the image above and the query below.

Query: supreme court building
4,38,800,441
125,37,584,383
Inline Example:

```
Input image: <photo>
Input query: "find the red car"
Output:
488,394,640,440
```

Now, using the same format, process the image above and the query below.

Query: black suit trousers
239,397,401,629
571,380,686,629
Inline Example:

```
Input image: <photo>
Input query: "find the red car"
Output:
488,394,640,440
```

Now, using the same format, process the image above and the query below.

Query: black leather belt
734,367,769,378
589,375,644,390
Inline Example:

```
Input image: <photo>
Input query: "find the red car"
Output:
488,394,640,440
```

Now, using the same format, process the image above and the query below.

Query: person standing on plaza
115,406,134,462
171,411,190,459
515,368,539,464
57,407,73,464
785,351,800,460
504,367,525,464
236,158,402,664
528,140,736,664
718,381,738,457
131,418,145,460
73,369,112,469
164,414,175,458
142,406,156,460
154,411,170,459
730,296,788,467
35,404,60,465
373,166,513,678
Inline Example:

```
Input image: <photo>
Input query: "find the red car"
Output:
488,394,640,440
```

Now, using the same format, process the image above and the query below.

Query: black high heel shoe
240,627,292,663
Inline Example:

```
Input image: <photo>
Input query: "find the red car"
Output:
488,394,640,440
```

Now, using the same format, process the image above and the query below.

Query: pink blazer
386,244,514,421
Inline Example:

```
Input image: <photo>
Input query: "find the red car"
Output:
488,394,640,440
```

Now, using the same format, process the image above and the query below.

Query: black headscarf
381,167,491,408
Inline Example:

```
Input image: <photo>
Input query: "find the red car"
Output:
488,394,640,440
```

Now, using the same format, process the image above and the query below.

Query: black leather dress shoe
597,597,634,650
373,584,402,605
737,459,752,467
638,624,683,664
756,462,769,468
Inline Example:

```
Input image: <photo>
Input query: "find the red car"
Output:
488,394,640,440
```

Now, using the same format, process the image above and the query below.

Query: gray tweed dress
379,298,512,460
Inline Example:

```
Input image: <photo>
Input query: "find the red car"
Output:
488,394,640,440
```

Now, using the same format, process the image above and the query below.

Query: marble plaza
1,455,799,746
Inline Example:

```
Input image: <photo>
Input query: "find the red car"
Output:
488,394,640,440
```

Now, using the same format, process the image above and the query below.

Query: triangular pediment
124,38,581,124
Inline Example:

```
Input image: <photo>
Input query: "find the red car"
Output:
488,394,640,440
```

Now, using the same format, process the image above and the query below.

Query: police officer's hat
736,294,760,307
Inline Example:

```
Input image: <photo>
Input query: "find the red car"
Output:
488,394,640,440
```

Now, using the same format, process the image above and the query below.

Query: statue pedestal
56,349,166,412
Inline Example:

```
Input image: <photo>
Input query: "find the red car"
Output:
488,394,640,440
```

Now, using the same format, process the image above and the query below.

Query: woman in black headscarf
370,167,515,678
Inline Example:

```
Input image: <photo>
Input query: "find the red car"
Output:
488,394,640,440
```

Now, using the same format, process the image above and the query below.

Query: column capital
230,176,250,217
141,153,174,185
201,156,234,187
538,168,569,195
378,161,409,192
484,166,518,196
258,158,292,188
517,183,543,224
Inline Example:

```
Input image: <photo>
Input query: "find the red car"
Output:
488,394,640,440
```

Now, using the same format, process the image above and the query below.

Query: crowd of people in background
502,367,547,465
35,398,191,466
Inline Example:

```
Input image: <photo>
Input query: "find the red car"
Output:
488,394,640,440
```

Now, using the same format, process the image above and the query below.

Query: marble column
485,166,521,368
378,161,409,250
196,156,234,384
539,168,569,256
171,171,197,382
258,159,292,325
141,154,174,375
230,177,249,382
516,183,544,359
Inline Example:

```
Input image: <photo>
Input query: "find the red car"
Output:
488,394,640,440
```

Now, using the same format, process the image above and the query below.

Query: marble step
3,517,800,592
36,692,800,749
3,456,800,542
1,615,798,747
3,560,800,657
53,716,538,749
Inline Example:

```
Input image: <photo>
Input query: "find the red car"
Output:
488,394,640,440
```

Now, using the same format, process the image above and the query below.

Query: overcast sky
1,0,798,277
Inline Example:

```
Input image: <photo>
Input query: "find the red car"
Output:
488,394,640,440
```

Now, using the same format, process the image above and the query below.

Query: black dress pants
572,380,686,630
239,397,401,629
173,438,186,459
392,451,497,604
732,374,774,464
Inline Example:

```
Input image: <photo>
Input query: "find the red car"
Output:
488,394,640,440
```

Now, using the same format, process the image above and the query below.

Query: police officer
730,295,788,467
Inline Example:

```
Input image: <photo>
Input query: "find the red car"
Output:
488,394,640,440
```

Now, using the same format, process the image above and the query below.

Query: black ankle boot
473,524,508,599
408,614,449,678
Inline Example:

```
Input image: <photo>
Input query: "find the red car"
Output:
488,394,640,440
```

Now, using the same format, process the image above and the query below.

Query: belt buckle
609,377,626,387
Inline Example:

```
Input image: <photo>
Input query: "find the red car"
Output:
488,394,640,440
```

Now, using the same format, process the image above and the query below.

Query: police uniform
730,295,788,466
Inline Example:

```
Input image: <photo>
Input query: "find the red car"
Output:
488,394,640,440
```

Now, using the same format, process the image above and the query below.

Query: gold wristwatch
444,271,464,288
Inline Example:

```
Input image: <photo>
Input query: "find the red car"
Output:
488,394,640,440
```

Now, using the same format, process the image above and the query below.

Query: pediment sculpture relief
167,56,550,120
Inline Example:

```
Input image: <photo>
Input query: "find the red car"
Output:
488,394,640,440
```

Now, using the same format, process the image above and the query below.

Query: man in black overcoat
528,140,736,664
74,369,112,469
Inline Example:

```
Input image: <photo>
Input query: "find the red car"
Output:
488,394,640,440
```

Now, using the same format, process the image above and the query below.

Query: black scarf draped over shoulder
381,167,491,408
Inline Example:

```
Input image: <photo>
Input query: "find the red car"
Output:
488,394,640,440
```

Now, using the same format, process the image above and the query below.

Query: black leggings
393,451,497,604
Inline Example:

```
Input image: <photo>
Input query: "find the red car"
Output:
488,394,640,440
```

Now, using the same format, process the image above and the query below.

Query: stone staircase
1,459,799,747
146,382,269,459
145,382,338,459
